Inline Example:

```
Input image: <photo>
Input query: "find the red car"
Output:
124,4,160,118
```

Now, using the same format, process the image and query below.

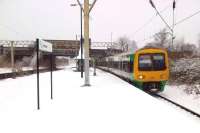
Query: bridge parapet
90,42,122,58
0,40,122,58
0,40,35,47
91,42,118,49
0,40,80,57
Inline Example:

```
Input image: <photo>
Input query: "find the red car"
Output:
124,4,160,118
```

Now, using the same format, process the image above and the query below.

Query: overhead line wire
133,4,171,36
175,9,200,26
138,1,200,44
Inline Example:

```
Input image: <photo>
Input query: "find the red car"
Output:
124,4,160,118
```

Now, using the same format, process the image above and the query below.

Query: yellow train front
133,48,169,92
97,48,169,93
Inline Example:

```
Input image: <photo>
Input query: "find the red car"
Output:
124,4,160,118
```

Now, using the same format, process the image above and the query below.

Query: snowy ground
0,65,200,133
161,85,200,114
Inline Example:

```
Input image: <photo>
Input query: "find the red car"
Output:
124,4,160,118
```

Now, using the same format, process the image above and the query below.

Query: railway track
153,94,200,118
98,67,200,119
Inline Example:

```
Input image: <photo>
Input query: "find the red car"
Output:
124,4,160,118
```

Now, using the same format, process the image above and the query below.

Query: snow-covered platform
0,65,199,133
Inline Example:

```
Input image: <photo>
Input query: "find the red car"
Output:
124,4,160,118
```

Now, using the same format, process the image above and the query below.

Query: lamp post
70,3,83,78
172,0,176,50
76,0,97,86
10,41,15,73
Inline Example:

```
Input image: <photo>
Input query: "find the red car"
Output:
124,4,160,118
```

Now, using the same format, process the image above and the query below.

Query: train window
123,61,128,72
126,62,129,72
113,61,118,69
120,61,123,70
152,54,166,70
138,53,166,71
138,55,152,71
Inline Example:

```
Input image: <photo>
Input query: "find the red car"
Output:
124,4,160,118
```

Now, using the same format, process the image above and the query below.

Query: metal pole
93,59,96,76
172,0,175,51
172,11,174,51
111,32,113,46
83,0,90,86
36,39,40,110
10,41,15,72
110,32,113,56
80,7,83,78
50,53,53,99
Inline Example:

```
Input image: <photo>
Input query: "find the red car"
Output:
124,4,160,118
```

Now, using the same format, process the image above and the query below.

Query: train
96,48,169,93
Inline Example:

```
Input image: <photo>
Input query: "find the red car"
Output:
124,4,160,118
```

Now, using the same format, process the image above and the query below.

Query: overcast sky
0,0,200,47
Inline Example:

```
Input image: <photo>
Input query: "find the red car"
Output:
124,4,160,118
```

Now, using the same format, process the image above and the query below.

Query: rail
153,94,200,118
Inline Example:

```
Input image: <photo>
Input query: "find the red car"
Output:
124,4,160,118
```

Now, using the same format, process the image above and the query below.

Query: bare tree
173,37,197,52
154,28,170,48
128,40,138,52
117,36,130,52
171,37,198,58
173,37,185,52
144,28,170,48
180,43,197,52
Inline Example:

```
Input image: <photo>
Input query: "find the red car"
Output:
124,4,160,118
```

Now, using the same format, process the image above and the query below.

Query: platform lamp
70,3,84,78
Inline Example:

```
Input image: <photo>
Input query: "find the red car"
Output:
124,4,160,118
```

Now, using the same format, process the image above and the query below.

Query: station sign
39,39,53,52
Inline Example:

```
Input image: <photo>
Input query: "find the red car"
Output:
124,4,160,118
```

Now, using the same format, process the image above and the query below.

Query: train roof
107,50,136,58
135,47,167,54
136,47,167,51
106,47,167,58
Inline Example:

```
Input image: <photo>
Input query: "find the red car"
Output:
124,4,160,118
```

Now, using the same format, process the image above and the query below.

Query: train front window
139,55,152,71
138,53,166,71
152,54,165,70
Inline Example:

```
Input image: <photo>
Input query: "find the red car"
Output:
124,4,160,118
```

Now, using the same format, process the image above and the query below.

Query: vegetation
115,36,138,52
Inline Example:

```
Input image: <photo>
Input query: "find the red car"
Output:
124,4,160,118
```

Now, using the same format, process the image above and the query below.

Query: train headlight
138,75,144,79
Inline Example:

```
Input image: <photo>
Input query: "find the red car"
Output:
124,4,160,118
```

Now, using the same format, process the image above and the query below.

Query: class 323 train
96,48,169,93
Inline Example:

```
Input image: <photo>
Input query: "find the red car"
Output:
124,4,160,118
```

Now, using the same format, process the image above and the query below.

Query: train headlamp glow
138,75,144,79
